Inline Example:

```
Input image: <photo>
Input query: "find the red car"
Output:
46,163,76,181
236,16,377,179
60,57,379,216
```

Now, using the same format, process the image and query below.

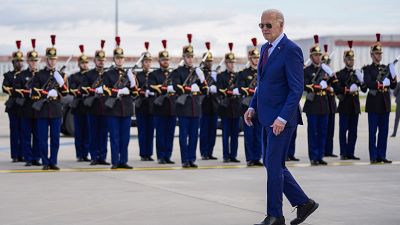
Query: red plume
16,40,21,50
376,33,381,42
348,40,353,49
187,34,192,44
324,44,328,53
50,34,56,46
100,40,105,49
251,38,257,47
144,42,149,50
313,35,319,44
162,40,167,49
31,39,36,49
115,36,121,46
228,42,233,52
79,45,84,53
205,42,210,50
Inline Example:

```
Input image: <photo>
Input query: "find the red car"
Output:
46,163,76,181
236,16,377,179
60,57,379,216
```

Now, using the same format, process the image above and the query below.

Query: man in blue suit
245,9,319,225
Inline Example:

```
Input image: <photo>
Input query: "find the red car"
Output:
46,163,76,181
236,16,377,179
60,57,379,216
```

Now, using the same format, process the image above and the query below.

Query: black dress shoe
290,199,319,225
148,157,155,161
12,158,18,163
254,161,264,166
348,156,360,160
158,159,167,164
119,164,133,169
77,158,84,162
189,162,198,168
42,165,49,170
141,157,149,161
382,159,392,164
32,161,42,166
25,162,32,167
287,156,300,161
223,159,230,163
310,160,319,166
324,154,338,157
201,156,209,160
208,155,218,160
82,157,91,162
49,165,60,170
98,160,111,165
230,158,241,163
17,157,25,162
90,160,98,165
370,160,380,164
254,216,285,225
390,134,396,137
111,165,119,169
182,162,190,168
165,159,175,164
247,161,255,167
340,155,349,160
318,160,328,165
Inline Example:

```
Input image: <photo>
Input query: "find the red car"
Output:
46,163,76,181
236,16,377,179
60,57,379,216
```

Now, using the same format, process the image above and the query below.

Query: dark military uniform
149,66,176,163
136,68,155,161
68,68,90,162
217,66,242,162
237,66,262,165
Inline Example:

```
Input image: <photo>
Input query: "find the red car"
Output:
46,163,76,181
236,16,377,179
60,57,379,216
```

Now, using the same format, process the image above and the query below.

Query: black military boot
290,199,319,225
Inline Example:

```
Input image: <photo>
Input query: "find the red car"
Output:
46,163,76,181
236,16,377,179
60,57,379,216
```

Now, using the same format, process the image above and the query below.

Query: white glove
47,89,58,98
147,90,155,96
321,63,334,77
54,71,64,86
355,69,364,83
211,71,217,82
95,86,103,94
127,69,136,88
329,87,334,92
117,87,130,97
349,83,358,93
191,83,200,92
195,67,205,83
319,80,328,89
383,78,390,87
389,63,397,79
232,88,240,95
167,85,175,93
209,85,217,94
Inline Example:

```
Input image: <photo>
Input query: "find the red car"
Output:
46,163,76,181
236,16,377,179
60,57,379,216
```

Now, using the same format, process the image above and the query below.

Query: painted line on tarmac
0,161,398,173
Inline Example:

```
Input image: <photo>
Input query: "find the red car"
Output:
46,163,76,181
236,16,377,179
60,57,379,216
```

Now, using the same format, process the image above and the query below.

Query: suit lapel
266,35,287,67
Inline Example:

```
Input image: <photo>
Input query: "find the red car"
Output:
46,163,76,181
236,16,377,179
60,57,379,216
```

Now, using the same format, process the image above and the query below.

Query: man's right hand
244,108,255,126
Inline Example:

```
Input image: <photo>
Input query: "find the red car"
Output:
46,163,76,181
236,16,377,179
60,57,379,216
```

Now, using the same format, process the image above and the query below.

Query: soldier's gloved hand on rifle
349,84,358,93
127,69,136,88
209,85,217,94
389,63,398,79
190,83,200,92
145,89,154,97
321,63,334,77
211,71,217,82
319,80,328,89
54,71,65,86
355,69,364,83
195,67,205,83
232,88,240,96
382,78,391,87
47,89,58,98
167,85,175,93
117,87,130,97
95,86,103,94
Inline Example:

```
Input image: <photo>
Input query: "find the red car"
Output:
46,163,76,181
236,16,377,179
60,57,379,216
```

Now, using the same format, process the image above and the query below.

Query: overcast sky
1,0,399,57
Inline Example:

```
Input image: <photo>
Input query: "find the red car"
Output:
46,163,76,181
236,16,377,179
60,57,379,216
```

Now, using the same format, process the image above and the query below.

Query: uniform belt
378,88,388,92
316,91,326,96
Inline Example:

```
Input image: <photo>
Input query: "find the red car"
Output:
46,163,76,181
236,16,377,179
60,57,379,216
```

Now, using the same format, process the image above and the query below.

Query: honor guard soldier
14,39,41,166
149,40,176,164
171,34,208,168
303,35,335,166
335,40,363,160
217,43,242,163
237,38,262,166
102,36,135,169
68,45,91,162
2,40,24,162
135,42,155,162
322,44,338,158
199,42,218,160
31,35,69,170
85,40,110,166
362,33,397,164
148,40,176,164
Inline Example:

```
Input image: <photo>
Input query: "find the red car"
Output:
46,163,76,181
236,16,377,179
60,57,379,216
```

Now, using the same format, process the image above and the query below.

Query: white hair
262,9,285,25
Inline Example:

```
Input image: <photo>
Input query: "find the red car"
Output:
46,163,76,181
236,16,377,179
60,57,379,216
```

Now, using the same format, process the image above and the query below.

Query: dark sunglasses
258,23,273,29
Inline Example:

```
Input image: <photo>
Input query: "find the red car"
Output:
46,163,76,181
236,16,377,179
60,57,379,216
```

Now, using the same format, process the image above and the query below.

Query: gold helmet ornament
344,40,355,59
113,36,124,58
248,37,260,58
182,33,194,57
202,42,213,62
371,33,382,54
158,39,170,60
95,40,106,61
142,41,152,60
46,34,57,59
310,34,322,55
321,44,330,64
26,39,39,61
78,45,89,63
225,42,236,63
12,40,24,61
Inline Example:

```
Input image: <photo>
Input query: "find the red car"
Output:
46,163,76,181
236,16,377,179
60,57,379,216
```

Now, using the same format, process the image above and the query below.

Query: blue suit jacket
250,34,304,128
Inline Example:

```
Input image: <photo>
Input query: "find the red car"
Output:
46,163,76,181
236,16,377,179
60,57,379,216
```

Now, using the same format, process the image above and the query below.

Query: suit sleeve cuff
278,116,287,125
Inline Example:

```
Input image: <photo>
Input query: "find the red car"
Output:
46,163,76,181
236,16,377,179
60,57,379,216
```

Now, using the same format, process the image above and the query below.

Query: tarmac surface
0,99,400,225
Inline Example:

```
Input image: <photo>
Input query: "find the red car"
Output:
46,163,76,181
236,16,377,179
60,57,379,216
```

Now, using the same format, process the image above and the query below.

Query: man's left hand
270,118,285,136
